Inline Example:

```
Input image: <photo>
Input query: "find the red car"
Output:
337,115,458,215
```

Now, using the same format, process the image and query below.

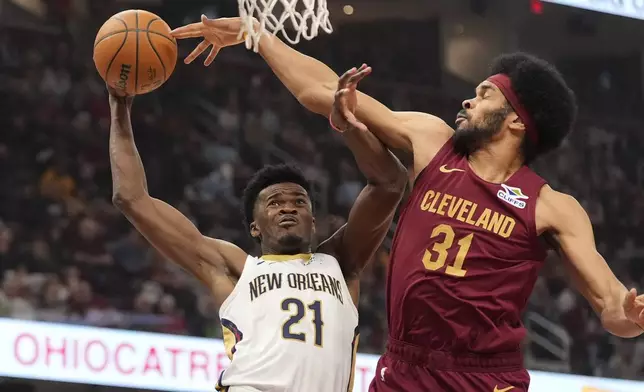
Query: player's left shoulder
316,228,343,260
316,228,359,278
535,185,588,235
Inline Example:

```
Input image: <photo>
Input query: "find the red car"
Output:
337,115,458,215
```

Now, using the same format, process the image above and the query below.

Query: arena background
1,0,644,391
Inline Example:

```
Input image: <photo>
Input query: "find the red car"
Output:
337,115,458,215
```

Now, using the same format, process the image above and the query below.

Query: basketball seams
134,11,140,94
146,18,167,82
94,30,127,48
95,11,176,95
103,22,129,82
95,30,175,48
148,31,176,45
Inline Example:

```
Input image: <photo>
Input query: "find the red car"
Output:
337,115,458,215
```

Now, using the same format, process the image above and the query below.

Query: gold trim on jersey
261,253,313,262
221,318,244,361
215,370,229,391
222,326,236,360
346,327,360,392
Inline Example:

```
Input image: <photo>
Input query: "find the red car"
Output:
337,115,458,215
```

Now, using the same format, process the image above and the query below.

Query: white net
237,0,333,52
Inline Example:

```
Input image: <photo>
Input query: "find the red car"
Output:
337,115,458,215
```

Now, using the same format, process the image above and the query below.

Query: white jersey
216,253,359,392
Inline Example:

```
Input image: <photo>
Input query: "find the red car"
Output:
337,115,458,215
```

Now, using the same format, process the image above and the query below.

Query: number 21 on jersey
281,298,324,347
422,224,474,277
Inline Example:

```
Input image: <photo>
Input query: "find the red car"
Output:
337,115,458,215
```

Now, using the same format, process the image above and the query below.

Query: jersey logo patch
380,367,388,382
439,164,465,173
497,184,528,209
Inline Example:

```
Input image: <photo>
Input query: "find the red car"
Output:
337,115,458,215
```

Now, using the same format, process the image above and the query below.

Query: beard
276,233,306,254
453,107,510,157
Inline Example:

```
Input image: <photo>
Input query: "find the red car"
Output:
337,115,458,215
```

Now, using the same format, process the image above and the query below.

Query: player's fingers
354,63,369,78
348,118,368,132
338,67,357,89
170,23,205,39
624,288,637,310
204,45,221,66
348,66,372,86
345,112,368,132
334,90,354,123
202,14,227,26
338,69,356,90
200,14,221,29
184,40,211,64
334,88,350,106
343,109,358,124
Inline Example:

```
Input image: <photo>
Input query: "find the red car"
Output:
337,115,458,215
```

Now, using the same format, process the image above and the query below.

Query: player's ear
250,221,261,238
311,217,316,235
507,112,525,134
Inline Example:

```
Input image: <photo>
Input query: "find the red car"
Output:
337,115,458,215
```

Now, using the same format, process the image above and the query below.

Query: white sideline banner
0,318,642,392
542,0,644,21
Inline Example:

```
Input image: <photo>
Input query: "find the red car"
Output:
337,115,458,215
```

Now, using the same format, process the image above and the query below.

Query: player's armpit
114,195,247,287
538,187,643,338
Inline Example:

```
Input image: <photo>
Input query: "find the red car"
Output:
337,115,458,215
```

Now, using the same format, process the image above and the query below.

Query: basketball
93,10,177,95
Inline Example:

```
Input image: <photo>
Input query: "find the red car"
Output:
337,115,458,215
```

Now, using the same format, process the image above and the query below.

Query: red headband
487,73,539,144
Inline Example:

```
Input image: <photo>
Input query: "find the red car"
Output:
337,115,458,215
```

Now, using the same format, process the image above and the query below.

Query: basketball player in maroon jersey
172,17,644,391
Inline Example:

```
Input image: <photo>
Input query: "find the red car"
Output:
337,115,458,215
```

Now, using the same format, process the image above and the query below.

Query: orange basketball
93,10,177,95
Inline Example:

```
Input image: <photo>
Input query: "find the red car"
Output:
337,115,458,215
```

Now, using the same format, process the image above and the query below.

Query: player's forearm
256,35,419,152
342,128,407,190
258,34,337,116
109,98,150,206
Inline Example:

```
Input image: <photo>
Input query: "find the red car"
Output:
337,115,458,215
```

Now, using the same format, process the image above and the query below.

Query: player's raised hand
330,64,372,133
106,85,133,110
623,288,644,330
170,16,246,66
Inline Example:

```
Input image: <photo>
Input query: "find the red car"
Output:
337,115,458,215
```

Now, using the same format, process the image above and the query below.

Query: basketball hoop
237,0,333,52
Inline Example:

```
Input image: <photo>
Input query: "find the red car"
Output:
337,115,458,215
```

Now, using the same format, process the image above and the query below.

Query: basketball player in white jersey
107,68,406,392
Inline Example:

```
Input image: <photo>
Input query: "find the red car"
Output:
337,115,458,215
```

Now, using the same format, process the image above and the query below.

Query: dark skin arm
318,69,407,304
107,88,247,308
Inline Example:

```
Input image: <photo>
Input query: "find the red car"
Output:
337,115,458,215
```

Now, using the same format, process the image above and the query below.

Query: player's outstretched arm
539,187,644,338
319,69,407,285
107,88,246,296
170,16,452,175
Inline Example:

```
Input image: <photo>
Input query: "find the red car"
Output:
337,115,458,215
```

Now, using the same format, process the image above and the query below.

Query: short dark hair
489,52,578,163
241,164,312,230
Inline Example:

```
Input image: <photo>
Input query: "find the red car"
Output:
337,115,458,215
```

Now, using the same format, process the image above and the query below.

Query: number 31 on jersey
422,224,474,277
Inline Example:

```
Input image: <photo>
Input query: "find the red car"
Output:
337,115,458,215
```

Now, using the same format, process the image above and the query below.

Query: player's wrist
635,321,644,333
329,113,346,133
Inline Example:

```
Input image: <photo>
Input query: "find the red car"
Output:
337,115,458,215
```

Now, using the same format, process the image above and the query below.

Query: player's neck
468,142,524,184
261,244,312,256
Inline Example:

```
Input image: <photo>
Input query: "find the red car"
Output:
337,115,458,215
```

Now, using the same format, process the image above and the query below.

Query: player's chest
246,264,347,305
393,182,541,274
404,179,530,241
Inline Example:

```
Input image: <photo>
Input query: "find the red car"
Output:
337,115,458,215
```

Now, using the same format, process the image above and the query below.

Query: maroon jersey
387,138,547,355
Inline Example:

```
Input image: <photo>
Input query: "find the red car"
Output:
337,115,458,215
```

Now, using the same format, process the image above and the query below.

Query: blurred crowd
1,0,644,382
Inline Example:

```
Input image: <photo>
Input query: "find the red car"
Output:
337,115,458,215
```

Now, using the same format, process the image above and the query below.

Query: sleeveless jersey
217,253,360,392
387,138,548,355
